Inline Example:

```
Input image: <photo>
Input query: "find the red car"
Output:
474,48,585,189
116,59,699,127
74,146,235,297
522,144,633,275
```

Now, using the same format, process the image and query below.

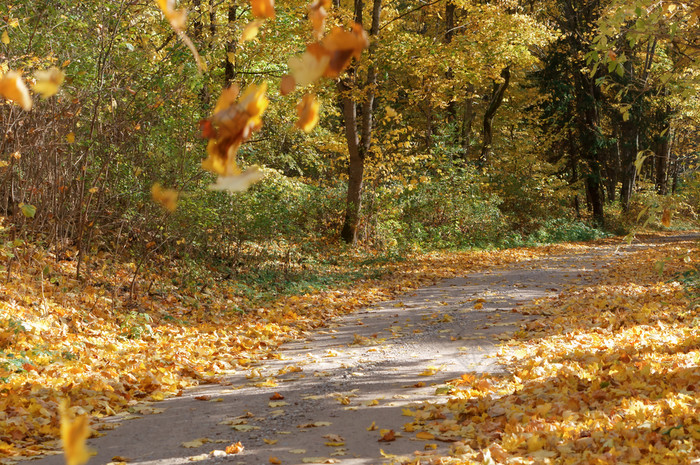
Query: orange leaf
269,458,281,464
308,0,331,37
225,442,245,454
202,82,268,177
661,209,671,227
295,94,320,133
269,392,285,400
251,0,275,19
280,75,296,95
378,430,396,442
0,71,32,110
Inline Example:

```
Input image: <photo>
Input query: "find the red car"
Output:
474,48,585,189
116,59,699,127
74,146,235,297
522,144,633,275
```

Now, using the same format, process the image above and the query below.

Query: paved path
33,235,697,465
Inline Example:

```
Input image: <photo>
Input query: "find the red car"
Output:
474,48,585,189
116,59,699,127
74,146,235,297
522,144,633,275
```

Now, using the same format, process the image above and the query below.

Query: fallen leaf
263,438,278,445
269,458,281,465
225,442,244,454
366,421,377,431
269,392,285,400
415,432,435,440
378,430,396,442
181,438,210,448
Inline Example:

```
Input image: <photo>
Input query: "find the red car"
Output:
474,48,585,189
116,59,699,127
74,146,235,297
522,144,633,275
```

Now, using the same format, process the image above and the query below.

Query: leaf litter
1,234,698,464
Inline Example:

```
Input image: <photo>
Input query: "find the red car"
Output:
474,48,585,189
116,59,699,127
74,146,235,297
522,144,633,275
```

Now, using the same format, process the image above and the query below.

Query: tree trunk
618,117,639,211
461,85,475,157
340,0,381,244
479,66,510,164
224,5,238,86
655,114,672,195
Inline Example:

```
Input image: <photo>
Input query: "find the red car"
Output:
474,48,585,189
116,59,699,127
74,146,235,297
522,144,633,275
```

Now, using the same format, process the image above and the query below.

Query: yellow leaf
59,400,93,465
527,435,546,452
366,421,377,431
301,458,329,463
155,0,187,31
415,432,435,440
242,20,264,42
1,31,9,45
181,438,210,448
289,449,306,454
263,438,278,445
0,71,32,110
419,366,441,376
324,442,344,447
288,52,329,88
151,183,179,212
66,132,76,143
33,67,65,98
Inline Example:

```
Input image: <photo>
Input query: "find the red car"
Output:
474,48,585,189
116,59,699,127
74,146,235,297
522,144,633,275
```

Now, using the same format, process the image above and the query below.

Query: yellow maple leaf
59,400,93,465
1,31,9,45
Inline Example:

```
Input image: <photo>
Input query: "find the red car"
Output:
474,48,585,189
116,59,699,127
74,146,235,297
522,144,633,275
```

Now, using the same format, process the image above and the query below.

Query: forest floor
2,232,700,465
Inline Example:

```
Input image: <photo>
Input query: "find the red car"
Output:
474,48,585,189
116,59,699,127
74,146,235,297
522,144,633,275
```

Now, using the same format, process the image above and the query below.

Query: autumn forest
1,0,700,463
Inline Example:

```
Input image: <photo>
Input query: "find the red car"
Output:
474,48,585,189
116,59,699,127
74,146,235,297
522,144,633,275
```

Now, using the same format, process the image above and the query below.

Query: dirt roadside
31,234,699,465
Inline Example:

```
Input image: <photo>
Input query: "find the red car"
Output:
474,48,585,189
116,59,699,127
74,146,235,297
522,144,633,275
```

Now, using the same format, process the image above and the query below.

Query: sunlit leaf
295,94,320,133
288,51,329,88
1,31,9,45
151,183,179,212
224,442,244,454
33,67,65,98
251,0,275,19
308,0,331,37
242,20,264,42
0,71,32,110
60,400,93,465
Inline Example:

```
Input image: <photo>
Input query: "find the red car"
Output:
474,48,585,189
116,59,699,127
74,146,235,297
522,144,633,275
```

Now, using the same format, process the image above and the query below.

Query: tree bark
655,110,672,195
479,66,510,164
340,0,381,244
618,117,639,211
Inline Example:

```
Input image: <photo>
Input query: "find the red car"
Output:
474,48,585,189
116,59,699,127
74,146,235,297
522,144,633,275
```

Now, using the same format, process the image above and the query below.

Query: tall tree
339,0,382,244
